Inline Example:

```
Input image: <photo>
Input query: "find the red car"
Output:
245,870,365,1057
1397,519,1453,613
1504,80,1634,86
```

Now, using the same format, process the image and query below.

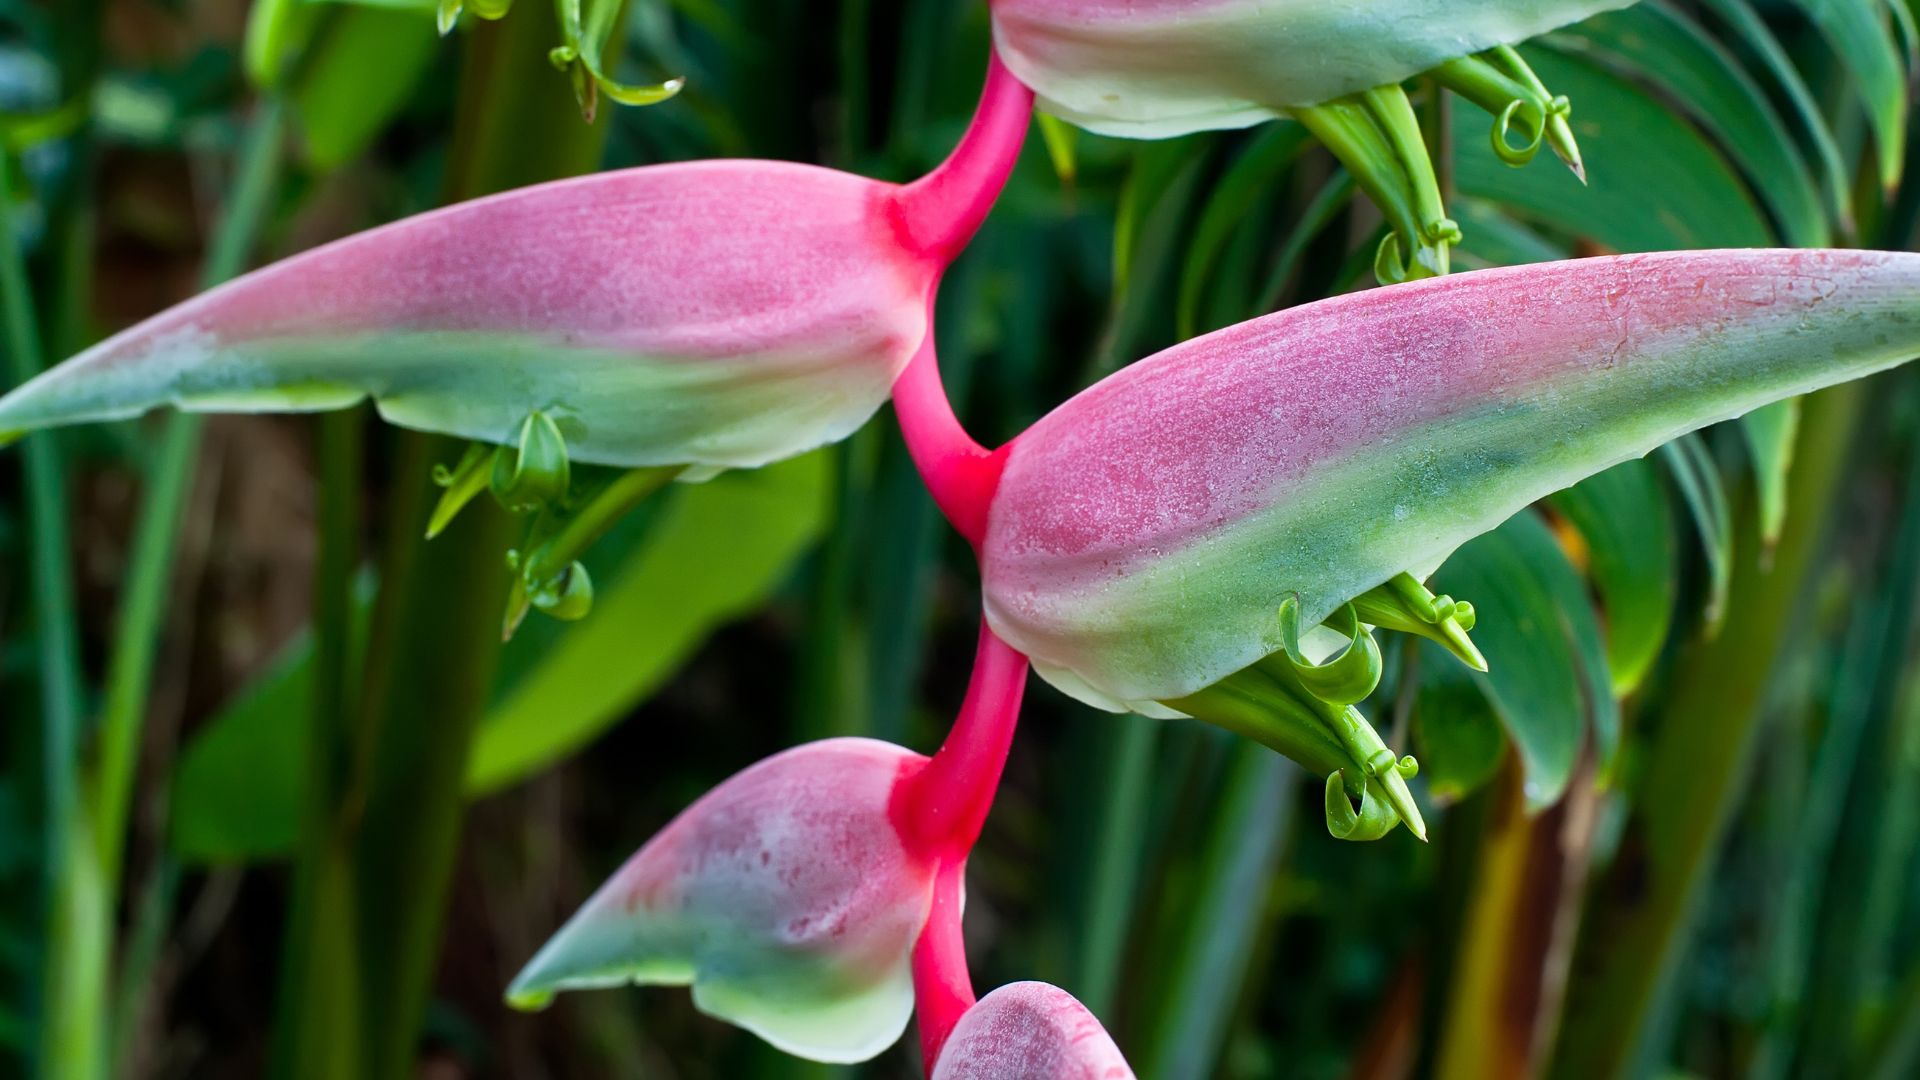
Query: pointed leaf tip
507,738,936,1063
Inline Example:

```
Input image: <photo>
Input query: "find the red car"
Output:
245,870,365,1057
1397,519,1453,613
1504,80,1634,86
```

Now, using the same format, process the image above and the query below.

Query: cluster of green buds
429,411,683,639
1168,574,1482,842
435,0,684,121
1288,46,1581,284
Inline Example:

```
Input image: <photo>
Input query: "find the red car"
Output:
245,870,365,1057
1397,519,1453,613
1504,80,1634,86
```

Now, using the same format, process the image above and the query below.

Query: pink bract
932,981,1136,1079
0,56,1033,473
505,737,938,1062
978,248,1920,709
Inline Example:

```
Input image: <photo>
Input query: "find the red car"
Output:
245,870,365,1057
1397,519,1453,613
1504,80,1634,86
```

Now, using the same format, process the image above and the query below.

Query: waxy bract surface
505,738,937,1063
990,0,1632,137
0,162,937,470
983,249,1920,709
932,981,1135,1079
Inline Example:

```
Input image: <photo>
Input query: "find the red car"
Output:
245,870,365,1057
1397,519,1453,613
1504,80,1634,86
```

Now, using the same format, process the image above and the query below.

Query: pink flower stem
892,47,1036,1073
891,46,1030,544
902,620,1029,1070
894,50,1034,262
893,332,1006,546
911,857,974,1068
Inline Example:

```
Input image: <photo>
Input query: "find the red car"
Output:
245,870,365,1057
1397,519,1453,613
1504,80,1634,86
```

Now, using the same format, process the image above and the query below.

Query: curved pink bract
981,249,1920,706
506,737,939,1062
990,0,1628,137
0,54,1033,473
932,981,1136,1080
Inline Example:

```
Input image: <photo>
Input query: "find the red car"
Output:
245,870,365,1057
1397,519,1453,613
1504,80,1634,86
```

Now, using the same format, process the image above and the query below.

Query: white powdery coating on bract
982,249,1920,708
933,982,1135,1079
991,0,1633,137
507,738,936,1064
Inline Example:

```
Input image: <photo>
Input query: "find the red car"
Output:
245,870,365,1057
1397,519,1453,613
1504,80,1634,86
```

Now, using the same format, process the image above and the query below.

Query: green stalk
1072,713,1157,1016
1547,384,1864,1080
2,146,89,1080
1136,742,1296,1078
93,96,286,897
271,7,625,1077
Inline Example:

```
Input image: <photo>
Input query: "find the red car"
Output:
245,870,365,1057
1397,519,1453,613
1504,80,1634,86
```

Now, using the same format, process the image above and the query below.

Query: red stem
901,621,1029,1071
911,858,974,1069
903,619,1030,857
894,50,1034,262
891,48,1037,1073
893,330,1006,545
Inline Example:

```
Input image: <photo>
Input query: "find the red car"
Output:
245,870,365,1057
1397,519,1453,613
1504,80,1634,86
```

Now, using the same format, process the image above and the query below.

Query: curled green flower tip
492,411,572,515
530,560,593,620
435,0,462,36
1374,232,1450,285
1277,597,1383,706
1492,99,1547,165
427,442,492,540
1431,46,1583,181
548,44,579,71
1354,572,1487,672
1324,771,1400,842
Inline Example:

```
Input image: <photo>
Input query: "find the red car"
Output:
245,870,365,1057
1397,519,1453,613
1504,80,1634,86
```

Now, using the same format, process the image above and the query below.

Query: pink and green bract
964,249,1920,713
989,0,1631,137
0,57,1032,473
931,982,1136,1079
506,622,1034,1066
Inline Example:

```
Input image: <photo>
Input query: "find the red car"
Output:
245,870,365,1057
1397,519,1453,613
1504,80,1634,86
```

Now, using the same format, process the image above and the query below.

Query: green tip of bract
505,987,555,1012
493,411,572,514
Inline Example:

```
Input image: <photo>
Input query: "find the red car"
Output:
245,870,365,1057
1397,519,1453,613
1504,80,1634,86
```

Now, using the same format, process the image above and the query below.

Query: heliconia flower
990,0,1627,139
957,249,1920,836
508,624,1030,1063
931,982,1136,1080
0,55,1032,474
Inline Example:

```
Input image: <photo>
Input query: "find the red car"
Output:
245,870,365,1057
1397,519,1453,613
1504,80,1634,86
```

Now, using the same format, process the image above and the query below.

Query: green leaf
1788,0,1908,189
170,588,372,862
1660,434,1734,632
1549,2,1829,246
1175,124,1311,339
291,6,444,171
1547,459,1677,700
1411,644,1508,801
1429,512,1592,810
1742,399,1802,548
1696,0,1855,229
467,450,831,792
1454,47,1773,250
167,455,828,860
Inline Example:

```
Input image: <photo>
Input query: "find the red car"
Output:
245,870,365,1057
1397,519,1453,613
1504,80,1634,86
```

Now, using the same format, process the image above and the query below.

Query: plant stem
268,7,627,1077
904,621,1031,1070
2,140,89,1080
94,95,286,895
